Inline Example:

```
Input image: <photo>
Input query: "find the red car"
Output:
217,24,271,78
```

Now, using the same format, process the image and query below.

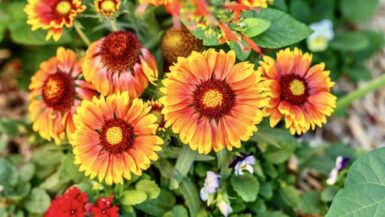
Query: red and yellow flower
28,47,97,144
238,0,273,8
94,0,121,17
24,0,86,41
71,92,163,185
82,31,158,97
147,100,167,132
259,48,336,135
160,49,266,154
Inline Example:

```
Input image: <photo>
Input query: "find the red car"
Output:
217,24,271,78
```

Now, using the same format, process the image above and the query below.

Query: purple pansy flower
229,153,256,176
326,156,351,185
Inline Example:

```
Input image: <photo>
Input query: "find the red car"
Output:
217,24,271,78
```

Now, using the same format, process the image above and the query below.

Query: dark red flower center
42,72,75,111
100,31,142,73
193,79,235,119
99,119,134,154
280,74,309,105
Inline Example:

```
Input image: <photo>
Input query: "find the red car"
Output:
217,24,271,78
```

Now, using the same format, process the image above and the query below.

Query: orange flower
94,0,121,17
82,31,158,97
28,47,97,144
71,92,163,185
160,49,266,154
259,48,336,135
24,0,86,41
147,100,167,132
238,0,273,8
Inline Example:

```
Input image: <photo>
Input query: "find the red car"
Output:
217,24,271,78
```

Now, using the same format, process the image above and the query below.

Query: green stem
110,19,119,31
335,73,385,112
74,22,91,46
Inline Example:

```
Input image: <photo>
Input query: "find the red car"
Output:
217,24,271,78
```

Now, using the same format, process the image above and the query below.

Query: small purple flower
327,156,351,185
229,153,256,176
200,171,220,202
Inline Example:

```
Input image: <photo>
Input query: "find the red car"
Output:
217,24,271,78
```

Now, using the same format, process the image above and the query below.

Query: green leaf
259,182,273,200
326,147,385,217
298,191,324,215
0,118,21,137
171,145,197,188
0,158,18,187
231,173,260,202
278,185,300,207
19,163,35,182
242,18,271,38
289,0,312,22
136,189,176,216
340,0,379,21
252,126,297,164
121,190,148,206
321,186,339,203
163,205,189,217
229,41,251,61
135,179,161,200
330,32,369,52
3,180,31,201
248,8,312,49
180,178,201,217
62,154,84,183
258,211,289,217
345,65,372,82
24,188,51,214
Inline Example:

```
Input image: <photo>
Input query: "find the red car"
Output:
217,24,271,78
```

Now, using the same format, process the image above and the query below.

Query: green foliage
135,179,161,200
231,173,260,202
327,147,385,217
242,18,271,38
340,0,379,21
250,8,312,49
24,188,51,214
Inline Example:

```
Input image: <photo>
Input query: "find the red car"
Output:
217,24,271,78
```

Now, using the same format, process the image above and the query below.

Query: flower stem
110,19,119,31
335,73,385,112
74,22,91,46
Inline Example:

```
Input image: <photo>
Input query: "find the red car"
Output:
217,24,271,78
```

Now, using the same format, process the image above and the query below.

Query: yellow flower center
105,126,123,145
101,0,116,12
56,1,72,15
44,78,61,99
202,90,223,108
289,79,306,96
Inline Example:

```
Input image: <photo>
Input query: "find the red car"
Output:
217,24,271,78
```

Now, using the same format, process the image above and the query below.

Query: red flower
91,196,119,217
44,187,89,217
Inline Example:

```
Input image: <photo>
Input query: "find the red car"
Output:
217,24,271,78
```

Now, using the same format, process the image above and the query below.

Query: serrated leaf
242,18,270,38
326,147,385,217
231,173,259,202
135,179,161,199
247,8,312,49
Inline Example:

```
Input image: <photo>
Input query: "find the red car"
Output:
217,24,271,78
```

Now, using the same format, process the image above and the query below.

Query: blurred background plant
0,0,384,216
